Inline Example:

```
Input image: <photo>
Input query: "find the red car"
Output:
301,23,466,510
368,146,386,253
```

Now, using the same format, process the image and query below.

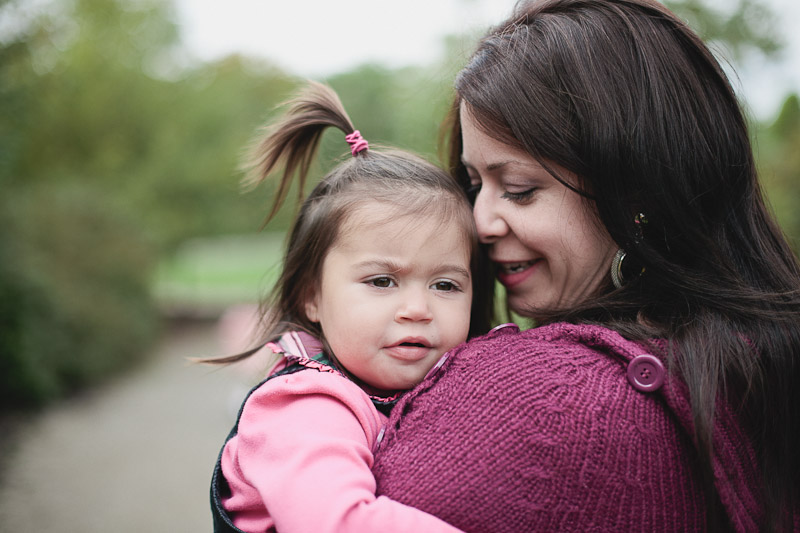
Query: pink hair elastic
345,130,369,156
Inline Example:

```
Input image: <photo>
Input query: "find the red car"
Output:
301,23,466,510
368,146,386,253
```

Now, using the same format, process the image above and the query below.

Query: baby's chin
359,383,404,397
364,376,424,396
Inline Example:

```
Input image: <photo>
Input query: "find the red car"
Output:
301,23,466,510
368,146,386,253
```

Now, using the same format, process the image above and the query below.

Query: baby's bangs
343,188,477,252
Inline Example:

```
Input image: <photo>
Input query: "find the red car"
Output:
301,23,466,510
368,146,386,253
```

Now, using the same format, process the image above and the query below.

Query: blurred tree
664,0,798,249
0,0,179,408
2,0,299,248
122,54,297,247
9,0,178,184
758,94,800,250
666,0,782,61
0,0,301,408
0,183,158,408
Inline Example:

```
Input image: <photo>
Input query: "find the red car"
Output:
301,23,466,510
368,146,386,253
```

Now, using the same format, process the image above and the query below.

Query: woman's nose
473,188,507,244
395,288,433,322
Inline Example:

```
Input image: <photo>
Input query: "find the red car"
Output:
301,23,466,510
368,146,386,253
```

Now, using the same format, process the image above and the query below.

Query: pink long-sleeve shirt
220,365,463,532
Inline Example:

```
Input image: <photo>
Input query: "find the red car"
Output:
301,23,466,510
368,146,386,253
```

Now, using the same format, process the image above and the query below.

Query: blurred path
0,319,263,532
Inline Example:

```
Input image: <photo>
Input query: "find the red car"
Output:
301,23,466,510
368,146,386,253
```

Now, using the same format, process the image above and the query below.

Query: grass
153,232,286,317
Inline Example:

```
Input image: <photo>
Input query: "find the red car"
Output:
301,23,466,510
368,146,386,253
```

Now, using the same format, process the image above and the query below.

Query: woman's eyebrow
461,157,525,172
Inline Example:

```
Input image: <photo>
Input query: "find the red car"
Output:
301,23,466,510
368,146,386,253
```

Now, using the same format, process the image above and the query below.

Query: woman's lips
495,260,538,288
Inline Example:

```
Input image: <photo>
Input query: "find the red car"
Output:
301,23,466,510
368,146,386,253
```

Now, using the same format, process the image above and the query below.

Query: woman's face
460,103,617,314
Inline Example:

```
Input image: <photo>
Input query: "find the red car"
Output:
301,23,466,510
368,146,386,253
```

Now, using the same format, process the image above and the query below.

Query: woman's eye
368,277,394,288
466,183,481,204
432,280,459,292
501,187,537,203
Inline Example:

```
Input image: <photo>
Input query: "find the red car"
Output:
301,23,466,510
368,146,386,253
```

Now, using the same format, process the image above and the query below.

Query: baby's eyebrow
353,259,403,273
435,264,472,280
354,260,471,280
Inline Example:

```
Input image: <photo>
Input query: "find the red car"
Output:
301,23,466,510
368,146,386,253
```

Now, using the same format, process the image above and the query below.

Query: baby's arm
223,369,463,533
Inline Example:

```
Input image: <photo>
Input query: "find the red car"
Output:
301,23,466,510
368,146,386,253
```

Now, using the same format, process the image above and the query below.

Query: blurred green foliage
0,0,798,409
759,94,800,251
667,0,783,60
0,182,157,407
154,232,285,316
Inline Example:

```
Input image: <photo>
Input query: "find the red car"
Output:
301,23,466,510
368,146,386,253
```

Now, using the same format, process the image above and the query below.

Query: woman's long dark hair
448,0,799,529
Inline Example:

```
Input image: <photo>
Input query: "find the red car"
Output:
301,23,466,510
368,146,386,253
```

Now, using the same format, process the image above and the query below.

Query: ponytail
243,81,366,223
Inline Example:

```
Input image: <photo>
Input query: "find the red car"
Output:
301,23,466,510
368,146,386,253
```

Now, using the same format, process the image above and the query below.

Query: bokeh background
1,0,798,530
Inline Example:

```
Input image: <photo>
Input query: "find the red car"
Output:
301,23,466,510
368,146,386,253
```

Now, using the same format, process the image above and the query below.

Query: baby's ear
304,293,320,323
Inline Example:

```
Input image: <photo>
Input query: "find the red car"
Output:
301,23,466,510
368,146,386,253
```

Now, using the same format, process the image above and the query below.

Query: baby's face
305,204,473,394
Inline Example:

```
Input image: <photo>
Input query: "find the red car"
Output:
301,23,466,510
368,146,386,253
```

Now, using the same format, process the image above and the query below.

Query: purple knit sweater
372,322,764,532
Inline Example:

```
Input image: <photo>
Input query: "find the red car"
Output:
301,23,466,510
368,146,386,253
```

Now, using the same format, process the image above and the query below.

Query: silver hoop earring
610,248,645,289
610,249,626,289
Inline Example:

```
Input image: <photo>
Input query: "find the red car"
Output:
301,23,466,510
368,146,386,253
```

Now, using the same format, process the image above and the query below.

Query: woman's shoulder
377,320,688,473
473,320,636,346
373,322,706,530
437,321,675,416
450,321,653,374
389,321,672,441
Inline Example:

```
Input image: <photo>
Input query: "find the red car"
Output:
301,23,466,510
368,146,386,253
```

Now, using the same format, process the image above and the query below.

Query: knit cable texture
372,322,763,532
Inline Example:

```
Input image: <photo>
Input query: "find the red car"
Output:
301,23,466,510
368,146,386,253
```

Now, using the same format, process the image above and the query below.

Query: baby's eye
431,280,459,292
367,277,395,288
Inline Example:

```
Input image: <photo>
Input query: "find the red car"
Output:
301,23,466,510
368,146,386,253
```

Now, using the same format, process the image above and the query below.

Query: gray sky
174,0,800,121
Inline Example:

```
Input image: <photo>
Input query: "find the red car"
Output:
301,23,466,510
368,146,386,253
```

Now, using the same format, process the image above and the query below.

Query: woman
371,0,800,531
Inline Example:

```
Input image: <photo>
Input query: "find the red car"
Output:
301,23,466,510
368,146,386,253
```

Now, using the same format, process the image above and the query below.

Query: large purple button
626,354,665,392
